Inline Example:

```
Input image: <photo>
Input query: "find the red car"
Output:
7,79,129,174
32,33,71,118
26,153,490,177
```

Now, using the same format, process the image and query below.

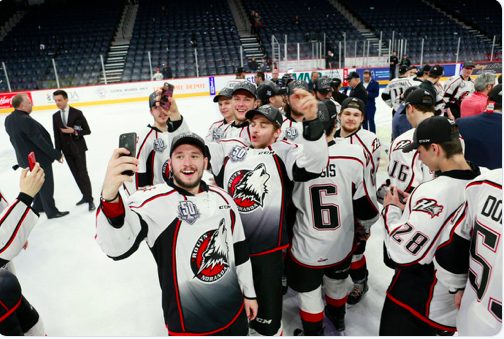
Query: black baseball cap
489,84,502,104
235,66,245,74
429,65,444,77
287,79,309,95
462,61,476,69
232,81,257,97
318,99,338,133
403,116,458,153
149,91,159,108
170,132,206,157
245,104,283,128
257,80,287,101
344,72,360,80
404,88,435,106
330,78,342,88
417,64,431,77
313,77,333,94
213,87,234,102
341,97,365,113
399,65,410,75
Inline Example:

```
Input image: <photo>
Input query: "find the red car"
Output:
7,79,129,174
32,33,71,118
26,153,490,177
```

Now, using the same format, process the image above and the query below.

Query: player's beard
172,167,203,191
341,122,360,135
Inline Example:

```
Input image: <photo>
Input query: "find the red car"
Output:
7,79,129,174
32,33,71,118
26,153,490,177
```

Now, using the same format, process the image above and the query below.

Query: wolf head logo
413,198,444,218
195,219,229,279
229,163,270,212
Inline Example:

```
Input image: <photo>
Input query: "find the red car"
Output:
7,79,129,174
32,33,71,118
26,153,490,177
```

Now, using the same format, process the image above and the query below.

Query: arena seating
0,1,122,91
123,0,242,81
338,0,500,64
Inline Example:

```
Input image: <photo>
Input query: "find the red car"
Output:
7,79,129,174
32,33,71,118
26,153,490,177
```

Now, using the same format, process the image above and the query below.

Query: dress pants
32,163,58,217
65,152,93,202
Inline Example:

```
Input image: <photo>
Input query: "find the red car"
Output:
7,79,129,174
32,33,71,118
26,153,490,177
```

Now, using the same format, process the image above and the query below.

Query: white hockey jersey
122,118,189,196
381,164,481,332
96,180,255,335
278,115,303,143
205,119,233,143
442,75,475,117
0,190,38,266
290,141,379,267
382,77,414,111
433,169,502,336
208,128,328,256
224,121,252,145
334,128,381,188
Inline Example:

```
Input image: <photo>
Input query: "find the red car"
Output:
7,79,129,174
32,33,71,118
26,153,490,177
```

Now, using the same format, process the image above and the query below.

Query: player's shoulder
466,169,503,192
208,184,234,204
391,128,415,152
272,139,299,151
329,143,366,165
127,183,176,207
209,119,224,129
356,129,381,149
137,125,158,140
219,137,249,147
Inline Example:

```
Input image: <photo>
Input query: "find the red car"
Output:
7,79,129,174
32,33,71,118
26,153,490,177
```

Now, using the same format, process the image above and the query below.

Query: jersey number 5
310,185,341,231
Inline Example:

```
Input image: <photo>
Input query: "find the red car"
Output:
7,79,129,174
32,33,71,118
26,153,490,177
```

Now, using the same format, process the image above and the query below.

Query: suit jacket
5,110,61,167
365,80,380,110
350,82,368,109
52,106,91,155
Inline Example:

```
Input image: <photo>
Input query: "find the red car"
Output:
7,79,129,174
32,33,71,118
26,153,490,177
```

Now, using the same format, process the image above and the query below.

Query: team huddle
94,74,501,336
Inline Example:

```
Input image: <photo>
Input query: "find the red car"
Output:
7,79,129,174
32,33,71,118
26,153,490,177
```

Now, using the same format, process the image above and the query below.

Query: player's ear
203,157,208,171
253,100,258,109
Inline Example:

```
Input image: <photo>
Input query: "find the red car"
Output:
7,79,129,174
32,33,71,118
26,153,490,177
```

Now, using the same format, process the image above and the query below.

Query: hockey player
381,65,413,116
122,92,189,196
334,97,381,305
288,102,379,335
380,116,481,335
433,169,502,336
0,164,46,336
207,90,328,336
411,64,430,86
97,133,257,336
278,80,310,143
206,87,234,142
257,80,286,109
443,61,475,120
224,81,258,143
419,65,445,115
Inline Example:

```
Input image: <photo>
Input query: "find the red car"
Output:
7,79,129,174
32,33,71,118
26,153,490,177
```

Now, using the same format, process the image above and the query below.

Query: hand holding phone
119,133,137,176
390,187,406,204
160,83,174,110
28,152,36,171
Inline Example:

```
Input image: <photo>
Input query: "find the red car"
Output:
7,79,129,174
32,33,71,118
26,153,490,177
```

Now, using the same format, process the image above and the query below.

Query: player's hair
498,74,502,84
423,125,463,159
411,101,435,114
411,66,418,70
53,89,68,99
11,94,27,109
363,70,371,75
474,73,496,92
257,99,267,107
428,73,441,80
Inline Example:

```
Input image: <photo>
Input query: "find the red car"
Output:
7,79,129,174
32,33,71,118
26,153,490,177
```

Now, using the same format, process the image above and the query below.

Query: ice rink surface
0,90,396,336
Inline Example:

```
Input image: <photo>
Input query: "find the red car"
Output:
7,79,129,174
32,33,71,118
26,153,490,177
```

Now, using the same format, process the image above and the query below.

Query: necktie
61,110,66,126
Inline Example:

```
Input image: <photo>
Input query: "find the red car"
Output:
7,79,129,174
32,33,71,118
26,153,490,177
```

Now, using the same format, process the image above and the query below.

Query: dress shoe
88,202,96,211
47,211,69,219
76,198,86,206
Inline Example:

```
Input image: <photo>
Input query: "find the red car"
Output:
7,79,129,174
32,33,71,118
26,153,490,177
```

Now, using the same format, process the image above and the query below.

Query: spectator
345,72,368,110
313,77,335,101
362,70,379,133
409,66,418,78
460,72,496,118
248,57,259,73
254,12,263,36
271,68,280,84
309,71,320,91
293,15,300,26
388,51,399,80
152,67,163,81
325,51,334,69
255,71,265,86
250,10,256,34
4,94,68,219
399,55,411,68
330,78,348,104
235,67,246,79
162,63,173,79
259,58,268,72
457,84,502,170
257,80,286,108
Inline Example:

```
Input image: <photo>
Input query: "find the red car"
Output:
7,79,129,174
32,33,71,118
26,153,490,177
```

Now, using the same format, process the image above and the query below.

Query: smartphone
28,152,36,171
160,83,174,110
119,133,137,176
391,187,406,204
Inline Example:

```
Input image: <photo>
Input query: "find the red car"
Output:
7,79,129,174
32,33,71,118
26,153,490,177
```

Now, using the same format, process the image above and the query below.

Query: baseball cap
318,99,338,133
402,116,458,153
170,132,206,157
417,64,431,77
344,72,360,81
399,65,410,74
341,97,365,113
213,87,234,102
257,80,287,101
429,65,444,77
330,78,342,88
232,81,257,97
462,61,476,68
245,104,283,128
149,91,159,108
404,88,435,106
235,66,245,74
488,84,502,104
287,79,309,95
313,77,333,94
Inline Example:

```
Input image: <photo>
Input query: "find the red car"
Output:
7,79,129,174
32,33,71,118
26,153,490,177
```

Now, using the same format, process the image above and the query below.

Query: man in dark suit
5,94,69,219
52,90,95,211
362,70,380,133
345,71,368,109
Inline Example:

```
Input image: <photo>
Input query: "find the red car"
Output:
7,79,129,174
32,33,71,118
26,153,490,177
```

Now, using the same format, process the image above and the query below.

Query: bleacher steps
0,10,26,42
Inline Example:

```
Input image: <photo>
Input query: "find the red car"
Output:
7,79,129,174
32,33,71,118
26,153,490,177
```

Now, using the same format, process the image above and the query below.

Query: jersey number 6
310,185,341,231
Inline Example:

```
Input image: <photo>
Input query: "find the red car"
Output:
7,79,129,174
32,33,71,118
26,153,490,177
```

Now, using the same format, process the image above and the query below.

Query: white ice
0,90,395,336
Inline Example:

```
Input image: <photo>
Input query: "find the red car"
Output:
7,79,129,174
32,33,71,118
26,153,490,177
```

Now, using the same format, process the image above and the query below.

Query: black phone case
119,133,137,176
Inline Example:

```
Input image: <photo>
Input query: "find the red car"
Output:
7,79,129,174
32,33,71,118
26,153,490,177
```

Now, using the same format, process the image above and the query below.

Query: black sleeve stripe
234,240,250,266
108,211,148,261
353,196,379,222
129,191,177,209
435,233,470,274
0,205,30,255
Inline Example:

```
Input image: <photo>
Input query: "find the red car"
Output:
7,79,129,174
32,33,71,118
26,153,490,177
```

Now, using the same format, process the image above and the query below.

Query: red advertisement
0,92,33,109
342,68,349,86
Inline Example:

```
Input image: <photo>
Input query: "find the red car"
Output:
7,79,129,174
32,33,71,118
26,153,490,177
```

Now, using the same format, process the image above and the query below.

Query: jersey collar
334,127,361,139
439,161,481,180
232,120,249,128
166,178,209,196
147,124,164,133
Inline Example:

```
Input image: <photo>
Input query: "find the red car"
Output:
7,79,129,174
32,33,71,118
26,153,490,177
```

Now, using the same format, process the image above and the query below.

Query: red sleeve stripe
405,151,420,193
250,244,289,256
272,152,285,247
137,129,154,160
279,140,298,148
0,297,22,322
329,156,364,167
220,139,248,148
466,180,502,190
129,191,177,209
426,271,438,316
208,186,231,205
0,200,20,228
436,204,467,251
354,134,375,172
0,201,29,254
